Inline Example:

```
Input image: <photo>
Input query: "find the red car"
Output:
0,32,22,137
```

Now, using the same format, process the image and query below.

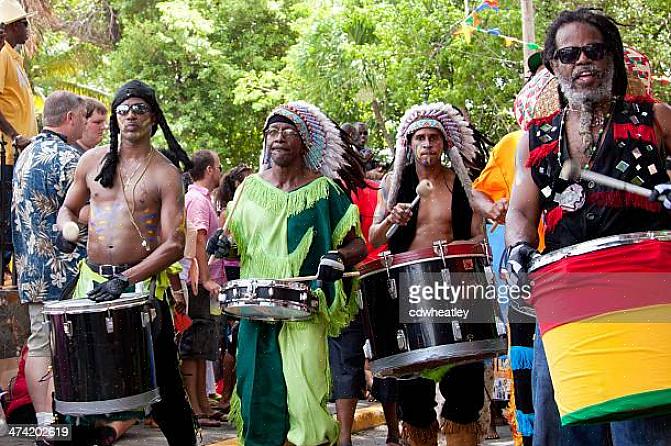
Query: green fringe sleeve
326,202,364,337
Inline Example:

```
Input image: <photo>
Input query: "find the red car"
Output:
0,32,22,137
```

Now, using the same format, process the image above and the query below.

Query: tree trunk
371,98,395,150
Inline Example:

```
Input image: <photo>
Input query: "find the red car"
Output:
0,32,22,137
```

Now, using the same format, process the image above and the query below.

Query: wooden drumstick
561,159,660,200
385,179,434,239
208,179,247,264
279,271,361,282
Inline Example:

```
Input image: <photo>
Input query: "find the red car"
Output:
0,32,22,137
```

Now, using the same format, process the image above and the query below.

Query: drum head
43,293,148,315
224,300,314,321
220,279,316,321
371,337,507,379
529,230,671,272
222,279,310,292
358,242,488,278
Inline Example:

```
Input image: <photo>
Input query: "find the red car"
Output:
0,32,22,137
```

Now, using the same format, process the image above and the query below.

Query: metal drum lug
441,268,451,285
379,250,394,269
363,339,373,359
354,289,363,309
396,329,408,351
141,311,151,328
106,309,114,334
433,240,449,268
451,321,462,341
64,320,73,337
387,278,398,300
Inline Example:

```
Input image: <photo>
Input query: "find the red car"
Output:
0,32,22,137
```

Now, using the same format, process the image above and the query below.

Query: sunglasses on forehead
116,103,151,116
553,43,608,65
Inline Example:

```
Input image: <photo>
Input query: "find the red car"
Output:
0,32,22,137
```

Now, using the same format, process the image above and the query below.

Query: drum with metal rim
529,231,671,425
43,294,159,416
219,279,318,321
359,240,507,378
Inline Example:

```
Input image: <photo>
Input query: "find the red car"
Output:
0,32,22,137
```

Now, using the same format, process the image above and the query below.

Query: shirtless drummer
56,80,197,446
369,102,486,446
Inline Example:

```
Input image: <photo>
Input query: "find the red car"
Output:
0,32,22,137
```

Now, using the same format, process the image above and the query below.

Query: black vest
388,164,473,254
528,99,671,252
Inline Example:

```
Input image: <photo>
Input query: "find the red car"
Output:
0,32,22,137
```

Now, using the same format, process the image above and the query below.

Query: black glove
504,242,540,288
317,251,345,283
650,184,671,210
55,231,77,253
87,275,131,302
206,229,232,258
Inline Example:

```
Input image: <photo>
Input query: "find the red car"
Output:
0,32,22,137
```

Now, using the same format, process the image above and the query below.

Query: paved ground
3,401,514,446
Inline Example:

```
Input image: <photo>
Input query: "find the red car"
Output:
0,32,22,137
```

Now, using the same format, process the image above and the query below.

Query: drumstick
278,271,361,282
208,179,247,264
560,159,661,200
385,180,434,239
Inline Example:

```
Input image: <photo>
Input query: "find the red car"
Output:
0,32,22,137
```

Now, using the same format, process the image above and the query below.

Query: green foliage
26,0,671,165
101,0,303,167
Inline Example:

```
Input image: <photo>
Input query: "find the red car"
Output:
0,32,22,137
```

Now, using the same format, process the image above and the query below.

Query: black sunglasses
553,43,608,65
116,103,151,116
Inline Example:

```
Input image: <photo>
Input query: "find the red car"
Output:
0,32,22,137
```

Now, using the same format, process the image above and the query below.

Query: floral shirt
11,131,86,303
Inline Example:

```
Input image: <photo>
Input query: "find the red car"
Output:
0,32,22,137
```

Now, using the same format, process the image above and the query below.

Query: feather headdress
259,101,365,193
387,102,477,207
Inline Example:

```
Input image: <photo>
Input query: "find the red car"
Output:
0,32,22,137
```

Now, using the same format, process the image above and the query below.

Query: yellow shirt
0,42,37,164
472,130,546,251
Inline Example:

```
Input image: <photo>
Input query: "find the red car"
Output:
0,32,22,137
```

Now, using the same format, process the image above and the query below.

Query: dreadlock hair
95,80,193,188
542,8,628,106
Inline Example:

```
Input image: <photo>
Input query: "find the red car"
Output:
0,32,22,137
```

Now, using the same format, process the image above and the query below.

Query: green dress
227,174,361,446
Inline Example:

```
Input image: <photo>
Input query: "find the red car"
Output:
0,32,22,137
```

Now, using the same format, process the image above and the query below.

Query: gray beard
557,58,615,109
558,59,614,151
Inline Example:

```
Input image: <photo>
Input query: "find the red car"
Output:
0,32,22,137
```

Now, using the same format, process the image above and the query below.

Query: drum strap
59,272,80,301
147,276,163,339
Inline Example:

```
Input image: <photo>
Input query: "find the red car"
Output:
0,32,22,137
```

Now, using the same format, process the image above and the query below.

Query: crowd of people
1,2,671,446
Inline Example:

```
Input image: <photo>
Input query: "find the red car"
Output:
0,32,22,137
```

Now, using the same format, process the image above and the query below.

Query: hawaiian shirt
11,131,86,303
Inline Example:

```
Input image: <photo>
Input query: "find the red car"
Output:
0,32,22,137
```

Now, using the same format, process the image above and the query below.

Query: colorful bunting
453,23,477,43
454,3,538,50
476,0,500,12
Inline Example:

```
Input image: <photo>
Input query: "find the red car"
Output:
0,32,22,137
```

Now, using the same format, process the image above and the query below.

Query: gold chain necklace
118,148,156,251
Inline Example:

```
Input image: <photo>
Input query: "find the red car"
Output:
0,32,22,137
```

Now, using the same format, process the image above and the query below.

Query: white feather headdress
259,101,363,190
387,102,477,207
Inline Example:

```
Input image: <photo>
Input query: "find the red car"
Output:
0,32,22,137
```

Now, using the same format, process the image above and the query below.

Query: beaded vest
527,99,671,252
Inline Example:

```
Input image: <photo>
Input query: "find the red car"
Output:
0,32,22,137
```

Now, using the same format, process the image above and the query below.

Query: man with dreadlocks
208,101,366,446
506,8,671,445
56,80,197,446
369,102,487,446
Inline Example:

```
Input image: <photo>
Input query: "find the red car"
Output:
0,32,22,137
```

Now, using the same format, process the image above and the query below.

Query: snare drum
219,279,319,321
529,231,671,425
359,241,507,378
43,294,159,416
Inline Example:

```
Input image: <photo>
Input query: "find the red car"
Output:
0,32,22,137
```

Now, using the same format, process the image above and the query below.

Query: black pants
150,297,197,446
328,315,366,400
398,362,484,428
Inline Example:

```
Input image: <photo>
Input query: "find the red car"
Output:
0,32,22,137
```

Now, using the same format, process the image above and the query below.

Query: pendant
559,183,585,212
142,239,150,252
